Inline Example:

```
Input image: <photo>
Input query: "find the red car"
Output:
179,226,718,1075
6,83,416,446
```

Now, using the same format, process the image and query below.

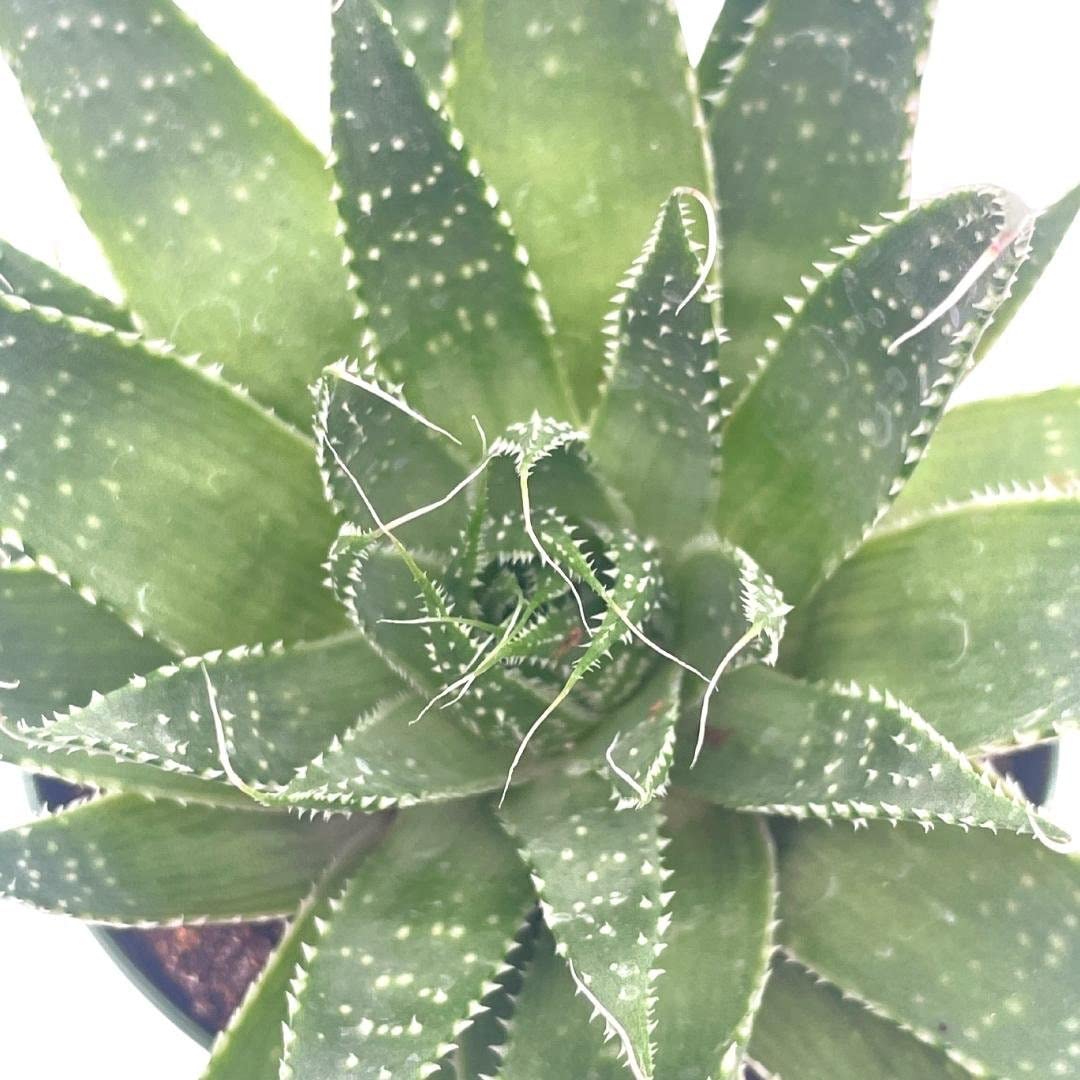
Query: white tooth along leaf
380,0,455,91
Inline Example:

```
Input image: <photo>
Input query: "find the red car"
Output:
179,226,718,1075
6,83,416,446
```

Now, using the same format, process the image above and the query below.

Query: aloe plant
0,1,1078,1077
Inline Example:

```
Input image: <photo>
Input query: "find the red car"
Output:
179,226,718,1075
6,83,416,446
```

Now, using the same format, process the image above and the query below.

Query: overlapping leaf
449,0,709,405
0,0,356,426
382,0,454,90
716,189,1028,601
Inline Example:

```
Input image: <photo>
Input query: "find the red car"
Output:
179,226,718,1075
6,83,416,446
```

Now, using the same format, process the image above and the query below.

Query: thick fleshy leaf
790,488,1080,750
975,181,1079,360
278,800,532,1079
0,239,132,329
381,0,454,89
715,189,1028,601
704,0,935,408
496,925,624,1080
500,773,668,1080
589,195,723,548
777,821,1080,1080
201,827,384,1080
0,792,364,924
676,665,1047,835
885,387,1080,522
0,0,356,427
0,558,168,722
0,297,342,653
652,804,776,1080
330,0,567,442
449,0,709,406
20,631,404,798
748,958,973,1080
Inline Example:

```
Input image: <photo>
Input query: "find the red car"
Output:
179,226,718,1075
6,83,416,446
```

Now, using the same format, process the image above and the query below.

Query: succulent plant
1,0,1078,1077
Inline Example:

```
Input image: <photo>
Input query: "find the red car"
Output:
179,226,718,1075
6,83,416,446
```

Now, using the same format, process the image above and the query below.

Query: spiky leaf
449,0,709,405
777,821,1080,1080
0,297,342,653
278,800,532,1079
790,487,1080,749
0,0,356,427
381,0,454,90
716,189,1028,601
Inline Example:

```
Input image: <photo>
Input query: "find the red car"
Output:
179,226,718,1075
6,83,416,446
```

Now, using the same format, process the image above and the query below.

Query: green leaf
885,387,1080,523
496,924,625,1080
278,799,533,1079
652,803,776,1080
0,297,343,654
789,487,1080,750
0,0,356,427
704,0,935,408
330,0,568,442
201,827,383,1080
500,773,668,1080
381,0,454,90
0,792,365,924
0,239,132,329
715,189,1028,602
748,958,973,1080
676,665,1047,835
449,0,709,406
975,181,1080,360
588,194,723,549
0,558,168,722
777,820,1080,1080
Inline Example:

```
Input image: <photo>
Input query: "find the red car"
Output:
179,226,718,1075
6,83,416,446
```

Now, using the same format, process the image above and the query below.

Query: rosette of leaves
1,1,1078,1078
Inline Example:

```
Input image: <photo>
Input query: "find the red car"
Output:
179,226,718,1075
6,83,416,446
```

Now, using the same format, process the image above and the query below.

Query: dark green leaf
449,0,709,406
790,489,1080,750
705,0,935,408
716,190,1028,601
330,0,568,442
278,800,532,1079
381,0,454,90
0,0,356,427
0,297,343,653
0,792,365,923
778,820,1080,1080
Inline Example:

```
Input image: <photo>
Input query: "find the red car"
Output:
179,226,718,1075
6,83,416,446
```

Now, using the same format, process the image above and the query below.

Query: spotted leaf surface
0,557,168,723
449,0,709,406
331,0,567,442
589,195,723,549
791,488,1080,750
0,792,363,924
778,821,1080,1080
500,773,668,1080
22,631,403,797
0,296,343,653
0,239,132,329
748,958,973,1080
704,0,935,409
279,800,532,1080
381,0,454,90
884,387,1080,523
716,190,1028,601
0,0,358,427
677,665,1045,835
652,805,776,1080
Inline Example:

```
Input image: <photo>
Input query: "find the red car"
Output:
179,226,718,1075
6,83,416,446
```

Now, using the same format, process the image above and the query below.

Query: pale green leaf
748,958,973,1080
278,799,533,1079
0,792,364,924
790,488,1080,750
381,0,454,90
500,773,667,1080
652,803,776,1080
449,0,709,406
777,820,1080,1080
330,0,568,442
716,190,1028,602
0,0,356,427
589,194,723,549
704,0,935,408
0,297,343,653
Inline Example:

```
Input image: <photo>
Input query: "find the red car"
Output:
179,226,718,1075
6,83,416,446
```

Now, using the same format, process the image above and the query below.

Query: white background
0,1,1077,1075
